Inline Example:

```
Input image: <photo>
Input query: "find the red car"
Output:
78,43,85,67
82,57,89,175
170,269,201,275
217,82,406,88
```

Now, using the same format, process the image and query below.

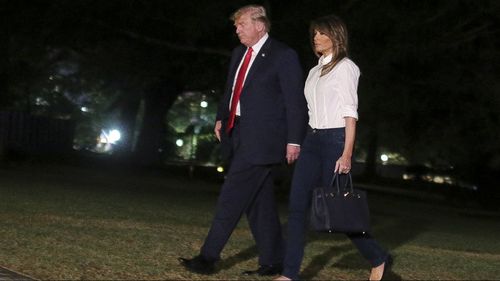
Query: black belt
308,126,344,134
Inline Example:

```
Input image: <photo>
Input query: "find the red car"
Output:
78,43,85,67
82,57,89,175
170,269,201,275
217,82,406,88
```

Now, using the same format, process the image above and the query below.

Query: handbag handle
328,172,354,194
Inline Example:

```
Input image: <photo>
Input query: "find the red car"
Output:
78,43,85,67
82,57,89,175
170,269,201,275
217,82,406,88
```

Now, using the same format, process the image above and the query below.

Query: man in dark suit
179,4,307,276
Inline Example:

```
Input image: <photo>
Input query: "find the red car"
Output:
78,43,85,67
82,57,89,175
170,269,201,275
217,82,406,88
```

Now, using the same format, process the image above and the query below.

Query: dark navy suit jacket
216,37,308,165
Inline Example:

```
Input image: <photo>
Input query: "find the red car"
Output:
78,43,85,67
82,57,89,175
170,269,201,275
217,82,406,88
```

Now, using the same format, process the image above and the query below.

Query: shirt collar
319,53,333,66
249,33,269,54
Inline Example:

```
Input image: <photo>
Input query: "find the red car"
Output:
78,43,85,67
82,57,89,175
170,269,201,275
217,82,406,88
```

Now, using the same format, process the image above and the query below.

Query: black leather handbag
310,172,370,233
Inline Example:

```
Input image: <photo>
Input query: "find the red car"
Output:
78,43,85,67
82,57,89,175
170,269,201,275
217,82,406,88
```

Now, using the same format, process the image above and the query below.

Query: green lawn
1,163,499,280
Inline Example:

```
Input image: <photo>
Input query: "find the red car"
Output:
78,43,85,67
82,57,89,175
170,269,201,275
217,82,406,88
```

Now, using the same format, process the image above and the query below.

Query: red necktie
227,47,253,133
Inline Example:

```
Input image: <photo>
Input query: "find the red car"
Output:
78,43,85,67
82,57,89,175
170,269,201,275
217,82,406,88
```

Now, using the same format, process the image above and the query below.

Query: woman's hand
335,155,351,174
335,117,356,174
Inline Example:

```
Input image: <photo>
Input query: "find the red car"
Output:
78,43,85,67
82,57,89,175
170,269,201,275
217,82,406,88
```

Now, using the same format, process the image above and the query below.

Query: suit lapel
244,38,272,88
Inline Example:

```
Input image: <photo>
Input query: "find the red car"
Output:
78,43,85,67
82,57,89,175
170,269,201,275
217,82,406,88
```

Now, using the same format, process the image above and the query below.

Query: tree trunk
363,128,378,180
133,79,181,167
114,94,141,156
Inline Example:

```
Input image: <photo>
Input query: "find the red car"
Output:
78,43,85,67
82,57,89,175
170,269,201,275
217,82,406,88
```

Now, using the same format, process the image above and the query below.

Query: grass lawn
0,163,499,280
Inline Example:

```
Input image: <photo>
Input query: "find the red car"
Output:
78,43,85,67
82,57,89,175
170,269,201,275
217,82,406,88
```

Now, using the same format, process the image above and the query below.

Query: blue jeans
282,128,388,280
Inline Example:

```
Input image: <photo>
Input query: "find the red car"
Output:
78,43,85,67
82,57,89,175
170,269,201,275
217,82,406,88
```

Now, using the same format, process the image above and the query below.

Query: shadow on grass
202,191,425,280
216,214,414,280
300,243,352,278
218,245,258,271
298,213,424,280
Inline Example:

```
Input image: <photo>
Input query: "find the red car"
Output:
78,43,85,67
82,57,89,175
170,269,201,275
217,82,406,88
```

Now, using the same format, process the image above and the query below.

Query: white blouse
304,55,359,129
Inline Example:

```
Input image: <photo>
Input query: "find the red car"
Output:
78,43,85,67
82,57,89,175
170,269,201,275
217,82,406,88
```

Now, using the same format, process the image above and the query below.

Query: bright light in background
380,154,389,162
99,129,121,144
176,139,184,147
200,101,208,108
108,130,121,143
35,97,49,106
80,106,89,112
217,166,224,173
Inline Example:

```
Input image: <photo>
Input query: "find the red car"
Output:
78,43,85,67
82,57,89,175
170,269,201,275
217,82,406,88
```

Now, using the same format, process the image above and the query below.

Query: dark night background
1,1,499,199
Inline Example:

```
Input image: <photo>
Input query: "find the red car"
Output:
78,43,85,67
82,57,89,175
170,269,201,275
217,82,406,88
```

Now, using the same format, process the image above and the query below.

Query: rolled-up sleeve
338,61,359,120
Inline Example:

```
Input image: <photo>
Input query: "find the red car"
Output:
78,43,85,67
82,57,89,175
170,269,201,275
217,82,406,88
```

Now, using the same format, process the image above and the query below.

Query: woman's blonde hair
310,15,349,76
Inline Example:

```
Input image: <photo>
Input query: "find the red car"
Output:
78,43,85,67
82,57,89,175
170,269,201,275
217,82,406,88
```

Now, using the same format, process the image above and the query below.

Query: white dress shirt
229,33,269,115
304,55,359,129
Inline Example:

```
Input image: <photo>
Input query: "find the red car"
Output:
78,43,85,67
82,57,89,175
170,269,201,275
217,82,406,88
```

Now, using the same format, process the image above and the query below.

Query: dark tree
2,0,499,182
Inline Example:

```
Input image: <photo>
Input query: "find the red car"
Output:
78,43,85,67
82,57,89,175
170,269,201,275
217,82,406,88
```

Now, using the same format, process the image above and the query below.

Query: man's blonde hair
231,4,271,32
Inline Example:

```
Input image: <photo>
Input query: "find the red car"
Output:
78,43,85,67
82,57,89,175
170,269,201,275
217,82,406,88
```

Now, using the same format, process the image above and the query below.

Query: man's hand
214,120,222,142
286,144,300,164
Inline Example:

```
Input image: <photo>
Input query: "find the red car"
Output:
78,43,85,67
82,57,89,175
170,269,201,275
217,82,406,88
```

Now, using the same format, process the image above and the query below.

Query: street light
380,154,389,162
176,139,184,147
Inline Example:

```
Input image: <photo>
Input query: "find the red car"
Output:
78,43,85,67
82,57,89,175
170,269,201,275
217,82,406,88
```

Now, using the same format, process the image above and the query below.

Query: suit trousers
282,128,388,280
200,123,284,265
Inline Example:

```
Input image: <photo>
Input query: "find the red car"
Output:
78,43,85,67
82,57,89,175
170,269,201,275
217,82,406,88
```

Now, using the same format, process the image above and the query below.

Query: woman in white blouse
276,15,392,281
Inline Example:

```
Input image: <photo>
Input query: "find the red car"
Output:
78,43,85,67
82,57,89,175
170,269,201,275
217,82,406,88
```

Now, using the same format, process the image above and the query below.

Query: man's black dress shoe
242,264,283,276
178,255,216,275
381,255,394,280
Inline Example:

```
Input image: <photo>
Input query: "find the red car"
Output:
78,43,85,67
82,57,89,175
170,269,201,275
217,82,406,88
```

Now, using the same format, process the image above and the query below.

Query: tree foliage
2,0,499,180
